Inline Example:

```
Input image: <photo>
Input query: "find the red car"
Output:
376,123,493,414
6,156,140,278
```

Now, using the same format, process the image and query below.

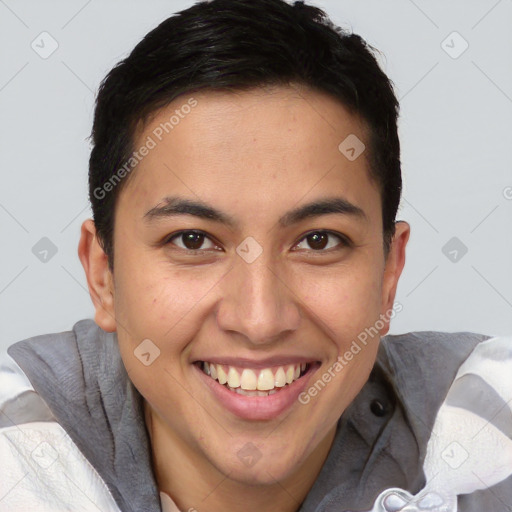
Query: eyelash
164,229,352,254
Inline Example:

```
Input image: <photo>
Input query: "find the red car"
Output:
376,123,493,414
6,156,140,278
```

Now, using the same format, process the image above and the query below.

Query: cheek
297,261,384,331
113,246,222,328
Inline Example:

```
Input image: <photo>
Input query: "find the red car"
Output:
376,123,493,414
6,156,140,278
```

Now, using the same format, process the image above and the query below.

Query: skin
79,84,410,512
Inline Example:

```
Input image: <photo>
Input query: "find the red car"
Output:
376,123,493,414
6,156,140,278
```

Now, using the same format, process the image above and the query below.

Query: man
1,1,511,511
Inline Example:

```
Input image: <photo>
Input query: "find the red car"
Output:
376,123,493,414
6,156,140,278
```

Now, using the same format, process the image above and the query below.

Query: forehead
118,85,381,228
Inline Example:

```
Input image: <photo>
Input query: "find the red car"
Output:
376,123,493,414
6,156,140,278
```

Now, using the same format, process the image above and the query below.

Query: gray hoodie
4,319,512,511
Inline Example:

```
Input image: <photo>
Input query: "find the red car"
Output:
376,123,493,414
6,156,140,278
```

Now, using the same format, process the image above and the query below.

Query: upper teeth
202,362,307,391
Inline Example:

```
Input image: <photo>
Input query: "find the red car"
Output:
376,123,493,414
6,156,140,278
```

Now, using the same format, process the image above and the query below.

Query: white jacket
1,320,511,512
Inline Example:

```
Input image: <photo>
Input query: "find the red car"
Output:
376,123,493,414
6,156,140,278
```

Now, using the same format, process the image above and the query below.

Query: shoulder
383,334,512,510
358,335,512,511
380,330,491,375
0,322,121,511
378,331,491,417
378,331,510,407
6,318,104,370
423,335,512,498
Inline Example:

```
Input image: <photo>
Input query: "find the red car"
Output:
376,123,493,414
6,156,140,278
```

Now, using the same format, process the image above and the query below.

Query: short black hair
89,0,401,271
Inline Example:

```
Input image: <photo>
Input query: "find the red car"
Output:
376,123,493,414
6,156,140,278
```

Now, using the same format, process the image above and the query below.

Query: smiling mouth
196,361,315,396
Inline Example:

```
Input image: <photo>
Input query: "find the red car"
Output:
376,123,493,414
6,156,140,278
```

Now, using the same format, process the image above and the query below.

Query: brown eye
294,231,349,251
167,230,217,251
306,232,328,250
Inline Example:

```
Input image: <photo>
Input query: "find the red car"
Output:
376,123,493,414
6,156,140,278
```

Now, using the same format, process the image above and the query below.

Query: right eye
165,230,221,253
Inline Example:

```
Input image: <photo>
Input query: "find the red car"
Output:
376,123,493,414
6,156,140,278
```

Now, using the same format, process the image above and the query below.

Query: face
80,85,409,486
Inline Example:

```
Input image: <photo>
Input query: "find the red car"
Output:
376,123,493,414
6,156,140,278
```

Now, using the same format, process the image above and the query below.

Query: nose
216,255,301,345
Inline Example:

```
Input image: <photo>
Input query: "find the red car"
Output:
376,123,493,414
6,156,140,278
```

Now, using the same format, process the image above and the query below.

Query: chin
209,446,300,485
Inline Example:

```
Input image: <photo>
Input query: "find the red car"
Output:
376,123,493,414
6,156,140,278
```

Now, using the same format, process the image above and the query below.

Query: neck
144,403,337,512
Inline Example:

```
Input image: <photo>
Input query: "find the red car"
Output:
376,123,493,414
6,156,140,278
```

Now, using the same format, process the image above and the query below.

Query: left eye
294,231,348,251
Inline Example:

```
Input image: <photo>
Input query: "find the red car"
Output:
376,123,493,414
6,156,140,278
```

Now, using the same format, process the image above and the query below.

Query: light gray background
1,0,511,353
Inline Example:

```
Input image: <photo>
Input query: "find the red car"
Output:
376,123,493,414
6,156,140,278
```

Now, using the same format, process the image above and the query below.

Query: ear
379,221,410,336
78,219,116,332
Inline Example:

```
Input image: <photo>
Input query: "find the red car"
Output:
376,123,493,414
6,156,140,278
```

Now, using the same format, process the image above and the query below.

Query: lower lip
193,362,319,421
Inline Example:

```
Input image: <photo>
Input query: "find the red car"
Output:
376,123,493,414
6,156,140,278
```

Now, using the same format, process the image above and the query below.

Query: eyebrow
143,195,367,228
